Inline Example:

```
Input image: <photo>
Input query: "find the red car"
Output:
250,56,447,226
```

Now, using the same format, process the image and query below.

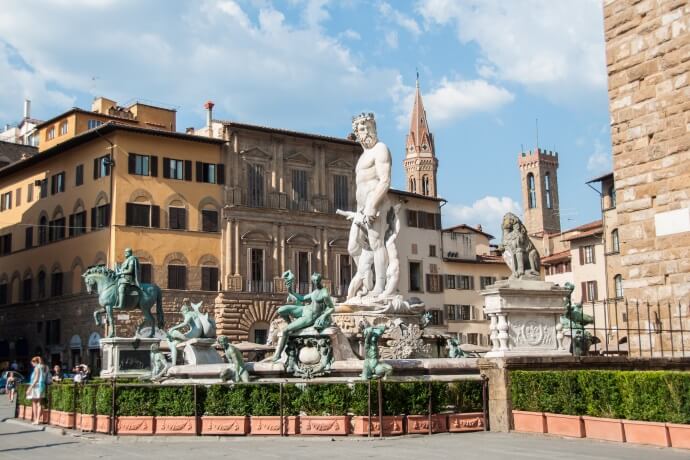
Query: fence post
193,384,199,436
73,382,78,430
427,381,432,436
279,382,284,437
92,384,97,431
482,375,490,432
367,380,371,438
680,302,686,357
377,379,383,438
110,379,116,436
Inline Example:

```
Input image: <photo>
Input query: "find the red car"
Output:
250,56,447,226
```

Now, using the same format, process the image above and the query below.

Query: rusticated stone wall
604,0,690,303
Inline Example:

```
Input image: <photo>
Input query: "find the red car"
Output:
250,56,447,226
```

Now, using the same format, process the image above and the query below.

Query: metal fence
573,298,690,357
22,375,488,437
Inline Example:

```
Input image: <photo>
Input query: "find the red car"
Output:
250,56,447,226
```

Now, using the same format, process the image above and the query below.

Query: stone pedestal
481,279,570,358
178,338,223,365
100,337,161,378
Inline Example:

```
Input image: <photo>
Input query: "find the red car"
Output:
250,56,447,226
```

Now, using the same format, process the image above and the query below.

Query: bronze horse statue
83,265,164,338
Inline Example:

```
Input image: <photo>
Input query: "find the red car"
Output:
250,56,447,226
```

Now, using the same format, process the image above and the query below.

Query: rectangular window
480,276,496,289
426,274,443,293
25,227,33,249
0,234,11,256
15,188,21,207
296,251,310,293
59,121,68,136
202,210,219,232
126,203,152,227
0,192,11,211
411,243,418,255
51,272,63,297
69,211,87,237
250,248,264,285
22,278,32,302
201,267,219,291
169,207,186,230
457,275,474,290
291,169,309,210
461,305,472,320
50,172,65,195
46,126,55,140
27,183,34,202
333,175,348,211
429,245,436,257
247,163,264,207
580,245,595,265
93,155,111,179
140,263,152,284
338,254,352,295
92,204,110,229
406,210,441,229
46,319,60,345
445,274,456,289
75,164,84,186
446,305,457,321
254,329,268,345
467,333,479,345
87,119,103,130
49,217,66,242
168,265,187,290
196,162,224,184
430,310,443,326
409,262,422,292
0,283,7,305
129,153,150,176
163,158,190,181
582,280,598,302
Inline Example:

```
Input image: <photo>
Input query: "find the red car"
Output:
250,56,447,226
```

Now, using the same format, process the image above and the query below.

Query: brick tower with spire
404,77,438,197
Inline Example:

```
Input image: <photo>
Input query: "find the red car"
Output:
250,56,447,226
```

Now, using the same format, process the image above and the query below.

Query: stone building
604,0,690,304
404,79,439,198
0,99,41,147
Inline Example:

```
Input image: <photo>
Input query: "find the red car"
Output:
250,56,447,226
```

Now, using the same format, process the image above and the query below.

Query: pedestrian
27,356,47,425
52,365,62,383
5,371,17,403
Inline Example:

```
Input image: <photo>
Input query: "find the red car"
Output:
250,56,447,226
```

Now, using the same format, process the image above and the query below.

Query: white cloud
385,31,399,49
379,2,422,37
0,0,400,131
445,196,522,240
587,139,612,174
340,29,361,41
417,0,607,102
390,75,513,128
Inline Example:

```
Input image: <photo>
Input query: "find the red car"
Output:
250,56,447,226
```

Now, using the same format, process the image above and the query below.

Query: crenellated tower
404,78,438,197
518,148,561,236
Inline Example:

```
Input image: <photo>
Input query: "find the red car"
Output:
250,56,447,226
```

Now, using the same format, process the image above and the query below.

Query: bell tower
404,77,438,197
518,148,561,236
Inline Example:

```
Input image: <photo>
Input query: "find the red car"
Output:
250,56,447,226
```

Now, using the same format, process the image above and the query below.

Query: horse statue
83,265,164,338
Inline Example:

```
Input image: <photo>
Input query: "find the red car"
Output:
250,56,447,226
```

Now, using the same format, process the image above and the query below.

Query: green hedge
39,380,480,417
511,370,690,424
18,384,30,407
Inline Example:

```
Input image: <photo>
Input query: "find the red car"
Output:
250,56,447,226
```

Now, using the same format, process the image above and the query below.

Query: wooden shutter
180,267,187,289
591,246,596,264
201,267,210,291
150,156,158,177
593,281,598,301
68,214,74,237
103,205,111,227
125,203,134,226
128,154,136,174
579,246,584,265
469,276,475,290
435,213,442,230
93,158,99,179
91,207,97,230
196,161,203,182
163,158,170,179
217,164,225,185
581,282,587,302
151,205,160,228
179,208,187,229
184,160,192,181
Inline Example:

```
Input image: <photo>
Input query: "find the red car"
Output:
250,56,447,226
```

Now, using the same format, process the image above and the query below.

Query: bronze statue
272,270,334,362
361,323,392,380
116,248,141,309
560,282,600,356
218,336,249,383
497,212,541,280
446,337,467,358
149,343,169,381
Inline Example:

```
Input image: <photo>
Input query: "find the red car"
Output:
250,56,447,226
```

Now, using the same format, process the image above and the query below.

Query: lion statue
497,212,541,280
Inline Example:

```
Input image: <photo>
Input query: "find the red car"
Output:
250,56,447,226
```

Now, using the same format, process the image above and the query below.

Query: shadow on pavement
0,441,79,453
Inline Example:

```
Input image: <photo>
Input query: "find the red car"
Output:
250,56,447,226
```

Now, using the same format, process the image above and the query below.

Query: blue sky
0,0,612,238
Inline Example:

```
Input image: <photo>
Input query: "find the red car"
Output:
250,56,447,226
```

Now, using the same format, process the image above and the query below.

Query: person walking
5,371,17,403
27,356,47,424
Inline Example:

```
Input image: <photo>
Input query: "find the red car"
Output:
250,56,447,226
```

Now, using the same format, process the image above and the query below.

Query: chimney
23,99,31,119
186,127,195,135
204,100,215,136
476,224,483,232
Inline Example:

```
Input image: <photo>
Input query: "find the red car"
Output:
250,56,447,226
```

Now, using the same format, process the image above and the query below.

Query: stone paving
0,400,688,460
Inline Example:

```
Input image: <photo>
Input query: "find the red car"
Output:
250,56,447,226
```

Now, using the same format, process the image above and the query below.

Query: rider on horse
116,248,141,308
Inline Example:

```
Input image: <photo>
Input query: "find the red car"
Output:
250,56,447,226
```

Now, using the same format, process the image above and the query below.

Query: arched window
544,173,552,209
422,176,430,196
410,177,416,193
614,274,623,299
527,173,536,209
38,270,46,298
38,216,48,245
611,229,620,253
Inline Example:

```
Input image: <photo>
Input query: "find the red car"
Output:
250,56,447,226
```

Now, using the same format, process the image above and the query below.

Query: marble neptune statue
337,113,401,303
